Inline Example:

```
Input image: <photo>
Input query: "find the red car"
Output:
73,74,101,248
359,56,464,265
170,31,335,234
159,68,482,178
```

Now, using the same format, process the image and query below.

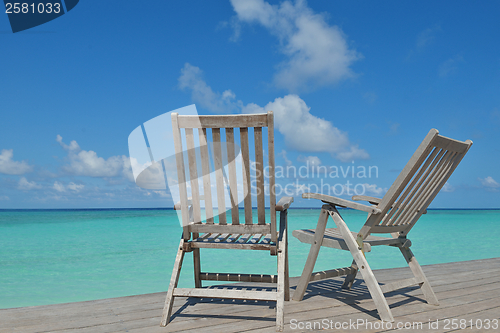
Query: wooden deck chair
160,111,293,332
292,129,472,322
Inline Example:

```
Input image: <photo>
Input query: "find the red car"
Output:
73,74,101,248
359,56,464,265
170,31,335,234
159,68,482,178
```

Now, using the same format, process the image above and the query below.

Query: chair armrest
276,196,294,211
352,195,427,214
302,193,381,214
352,195,382,205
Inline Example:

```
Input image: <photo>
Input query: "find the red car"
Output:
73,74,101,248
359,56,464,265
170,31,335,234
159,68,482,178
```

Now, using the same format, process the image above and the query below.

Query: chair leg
280,209,290,301
329,209,394,322
276,227,286,332
342,260,358,290
160,239,186,327
292,206,330,301
284,229,290,301
193,248,202,288
400,247,439,306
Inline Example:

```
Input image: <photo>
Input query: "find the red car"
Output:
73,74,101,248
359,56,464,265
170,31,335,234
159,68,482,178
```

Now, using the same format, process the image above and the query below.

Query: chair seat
189,232,278,251
293,228,409,253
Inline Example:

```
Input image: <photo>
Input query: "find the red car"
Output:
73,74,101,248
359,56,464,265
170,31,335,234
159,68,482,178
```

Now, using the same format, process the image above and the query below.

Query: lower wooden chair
160,111,292,331
292,129,472,322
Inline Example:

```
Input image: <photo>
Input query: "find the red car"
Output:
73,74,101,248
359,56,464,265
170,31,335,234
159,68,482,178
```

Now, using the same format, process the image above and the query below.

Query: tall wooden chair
292,129,472,322
160,111,293,332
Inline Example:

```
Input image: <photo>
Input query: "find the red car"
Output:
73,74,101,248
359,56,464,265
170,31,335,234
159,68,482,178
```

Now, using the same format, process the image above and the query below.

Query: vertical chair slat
397,150,453,226
226,128,239,225
198,128,214,224
171,113,190,239
406,151,458,224
254,127,266,225
212,128,226,225
267,112,277,242
404,145,470,236
382,147,440,225
419,148,469,213
240,128,253,225
185,128,202,223
384,148,443,226
377,129,439,221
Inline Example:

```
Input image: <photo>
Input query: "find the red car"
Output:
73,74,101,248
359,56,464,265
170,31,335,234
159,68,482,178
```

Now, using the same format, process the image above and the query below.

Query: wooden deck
2,258,500,333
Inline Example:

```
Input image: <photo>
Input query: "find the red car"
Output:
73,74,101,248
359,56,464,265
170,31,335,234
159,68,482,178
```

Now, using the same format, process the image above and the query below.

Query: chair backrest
363,129,472,237
171,111,277,241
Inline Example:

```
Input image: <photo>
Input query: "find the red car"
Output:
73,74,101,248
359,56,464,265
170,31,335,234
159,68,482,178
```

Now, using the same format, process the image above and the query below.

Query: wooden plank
190,242,273,251
249,234,263,244
187,224,270,234
254,127,265,225
382,147,441,226
276,220,286,331
309,267,358,282
237,234,252,243
376,129,439,224
408,152,458,221
171,113,190,239
172,288,277,301
177,114,268,129
400,247,439,305
195,233,211,241
203,233,221,242
200,273,278,283
293,228,372,252
214,233,230,242
240,127,253,225
160,239,185,326
302,192,381,214
433,134,471,153
225,233,240,243
225,128,239,225
267,111,277,243
260,234,272,244
329,207,394,322
211,128,226,225
3,258,500,333
198,128,214,224
292,205,330,301
185,128,202,224
379,277,423,293
396,150,453,227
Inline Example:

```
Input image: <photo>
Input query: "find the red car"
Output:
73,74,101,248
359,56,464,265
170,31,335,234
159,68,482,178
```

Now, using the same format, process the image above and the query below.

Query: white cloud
439,54,465,77
297,155,321,167
178,65,368,161
277,149,292,166
230,0,360,92
0,149,33,175
53,181,66,192
442,182,455,193
57,135,133,181
67,182,85,192
361,183,386,196
18,177,42,190
0,195,10,201
53,181,85,193
416,26,441,49
178,63,241,113
243,95,369,161
363,92,377,104
479,176,500,191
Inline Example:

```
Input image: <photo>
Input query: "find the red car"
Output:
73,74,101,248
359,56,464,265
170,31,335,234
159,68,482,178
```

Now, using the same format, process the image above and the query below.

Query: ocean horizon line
1,207,499,212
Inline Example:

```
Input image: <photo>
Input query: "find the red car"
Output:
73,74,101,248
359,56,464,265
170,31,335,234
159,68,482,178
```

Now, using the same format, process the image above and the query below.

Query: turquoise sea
1,208,499,309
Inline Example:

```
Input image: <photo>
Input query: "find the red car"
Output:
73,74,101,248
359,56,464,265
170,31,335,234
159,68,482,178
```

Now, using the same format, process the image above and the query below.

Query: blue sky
1,0,499,209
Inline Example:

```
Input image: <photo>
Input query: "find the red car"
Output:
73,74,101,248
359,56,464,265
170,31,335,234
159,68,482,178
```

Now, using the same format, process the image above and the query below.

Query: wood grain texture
4,258,500,333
